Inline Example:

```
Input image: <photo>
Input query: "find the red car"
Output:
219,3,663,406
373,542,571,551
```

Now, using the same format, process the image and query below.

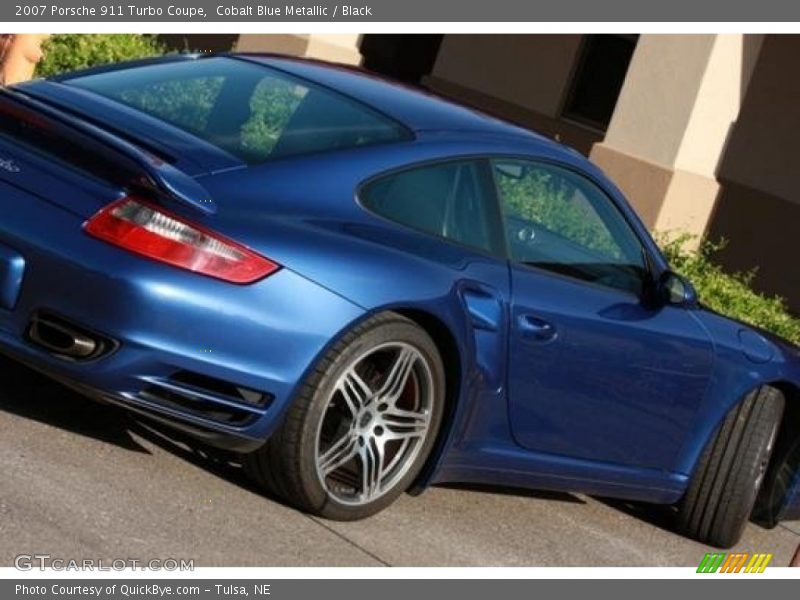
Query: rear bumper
0,200,364,452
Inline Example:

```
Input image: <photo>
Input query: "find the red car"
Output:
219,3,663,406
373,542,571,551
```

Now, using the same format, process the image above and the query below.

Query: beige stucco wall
235,34,309,55
304,34,362,65
601,35,716,169
593,34,768,238
716,35,800,204
235,34,362,65
705,35,800,313
674,35,763,178
430,35,583,118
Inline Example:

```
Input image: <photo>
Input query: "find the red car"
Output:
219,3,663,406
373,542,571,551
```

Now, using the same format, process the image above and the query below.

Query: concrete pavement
1,355,797,567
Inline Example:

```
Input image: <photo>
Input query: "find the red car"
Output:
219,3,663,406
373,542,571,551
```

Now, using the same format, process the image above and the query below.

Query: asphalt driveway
0,354,797,567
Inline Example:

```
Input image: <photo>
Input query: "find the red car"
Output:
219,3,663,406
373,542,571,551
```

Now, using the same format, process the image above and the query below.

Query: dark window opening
360,35,444,85
563,34,638,131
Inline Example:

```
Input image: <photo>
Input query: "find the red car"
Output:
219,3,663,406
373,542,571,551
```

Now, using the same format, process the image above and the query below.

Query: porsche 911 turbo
0,53,798,547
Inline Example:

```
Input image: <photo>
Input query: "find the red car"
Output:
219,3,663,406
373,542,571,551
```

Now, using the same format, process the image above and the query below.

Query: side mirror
658,271,697,307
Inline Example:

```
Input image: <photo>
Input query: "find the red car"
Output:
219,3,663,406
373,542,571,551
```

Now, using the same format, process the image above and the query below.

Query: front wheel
676,386,784,548
244,312,445,520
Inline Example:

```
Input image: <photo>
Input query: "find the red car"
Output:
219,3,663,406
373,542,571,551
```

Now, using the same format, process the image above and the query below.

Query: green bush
37,34,165,78
660,234,800,345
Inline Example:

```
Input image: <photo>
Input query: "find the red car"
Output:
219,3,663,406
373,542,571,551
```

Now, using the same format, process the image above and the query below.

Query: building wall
715,36,800,204
590,34,765,237
707,35,800,313
423,34,603,155
235,34,362,64
599,35,715,169
429,34,582,118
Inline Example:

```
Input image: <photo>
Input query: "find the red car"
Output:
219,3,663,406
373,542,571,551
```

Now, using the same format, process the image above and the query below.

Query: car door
492,158,714,471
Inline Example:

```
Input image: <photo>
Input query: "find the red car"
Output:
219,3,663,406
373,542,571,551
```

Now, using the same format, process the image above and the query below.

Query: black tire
243,311,446,520
677,386,784,548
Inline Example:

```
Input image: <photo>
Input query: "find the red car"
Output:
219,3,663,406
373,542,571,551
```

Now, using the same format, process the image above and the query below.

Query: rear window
65,57,409,163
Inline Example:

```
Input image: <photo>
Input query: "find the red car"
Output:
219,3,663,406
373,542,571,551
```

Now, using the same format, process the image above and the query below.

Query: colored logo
697,552,773,573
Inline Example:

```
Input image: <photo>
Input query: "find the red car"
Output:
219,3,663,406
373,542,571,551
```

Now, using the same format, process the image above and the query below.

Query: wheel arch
682,378,800,525
391,307,463,494
752,380,800,525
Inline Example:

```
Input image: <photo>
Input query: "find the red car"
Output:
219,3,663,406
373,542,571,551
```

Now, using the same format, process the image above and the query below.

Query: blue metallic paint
0,54,798,518
0,242,24,310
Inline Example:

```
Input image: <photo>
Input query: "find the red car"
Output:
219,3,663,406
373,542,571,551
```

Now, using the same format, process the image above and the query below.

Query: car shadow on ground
440,482,586,504
0,354,293,506
594,497,678,533
0,354,150,453
0,353,682,524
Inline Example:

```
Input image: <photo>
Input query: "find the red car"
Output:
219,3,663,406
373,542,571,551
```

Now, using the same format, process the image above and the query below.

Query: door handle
518,314,557,341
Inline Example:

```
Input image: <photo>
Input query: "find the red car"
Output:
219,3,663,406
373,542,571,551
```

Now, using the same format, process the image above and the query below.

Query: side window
493,159,648,295
361,161,502,256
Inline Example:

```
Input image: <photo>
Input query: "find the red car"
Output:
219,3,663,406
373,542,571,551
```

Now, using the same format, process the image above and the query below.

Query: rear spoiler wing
0,87,216,216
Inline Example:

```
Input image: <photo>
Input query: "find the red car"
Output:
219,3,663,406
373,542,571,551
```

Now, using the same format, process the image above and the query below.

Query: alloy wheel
314,342,434,506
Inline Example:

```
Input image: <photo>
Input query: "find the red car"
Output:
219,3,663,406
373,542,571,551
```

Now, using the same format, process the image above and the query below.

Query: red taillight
84,197,280,284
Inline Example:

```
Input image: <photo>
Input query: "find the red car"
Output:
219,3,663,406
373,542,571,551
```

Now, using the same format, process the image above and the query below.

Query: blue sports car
0,53,798,548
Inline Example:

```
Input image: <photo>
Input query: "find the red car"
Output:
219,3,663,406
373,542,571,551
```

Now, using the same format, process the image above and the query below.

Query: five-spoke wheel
244,312,445,520
315,342,434,505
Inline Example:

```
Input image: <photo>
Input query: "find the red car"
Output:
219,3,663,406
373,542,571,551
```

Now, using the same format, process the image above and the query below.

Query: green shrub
37,34,165,78
660,234,800,345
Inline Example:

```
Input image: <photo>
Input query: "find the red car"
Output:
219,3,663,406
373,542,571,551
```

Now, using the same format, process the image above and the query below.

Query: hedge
36,34,165,78
660,235,800,345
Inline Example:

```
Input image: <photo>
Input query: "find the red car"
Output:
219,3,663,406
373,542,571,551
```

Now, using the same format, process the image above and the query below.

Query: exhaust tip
26,311,116,361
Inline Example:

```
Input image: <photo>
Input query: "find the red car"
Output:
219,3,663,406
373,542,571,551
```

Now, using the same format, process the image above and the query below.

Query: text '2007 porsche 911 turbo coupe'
0,53,798,548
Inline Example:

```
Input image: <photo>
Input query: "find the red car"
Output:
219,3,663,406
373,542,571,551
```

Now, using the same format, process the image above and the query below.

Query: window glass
494,159,647,295
240,76,307,158
113,75,225,135
67,57,408,163
362,161,501,255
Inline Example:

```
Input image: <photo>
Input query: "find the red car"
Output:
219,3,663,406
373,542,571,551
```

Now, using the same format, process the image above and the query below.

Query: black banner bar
5,0,800,22
4,579,800,600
